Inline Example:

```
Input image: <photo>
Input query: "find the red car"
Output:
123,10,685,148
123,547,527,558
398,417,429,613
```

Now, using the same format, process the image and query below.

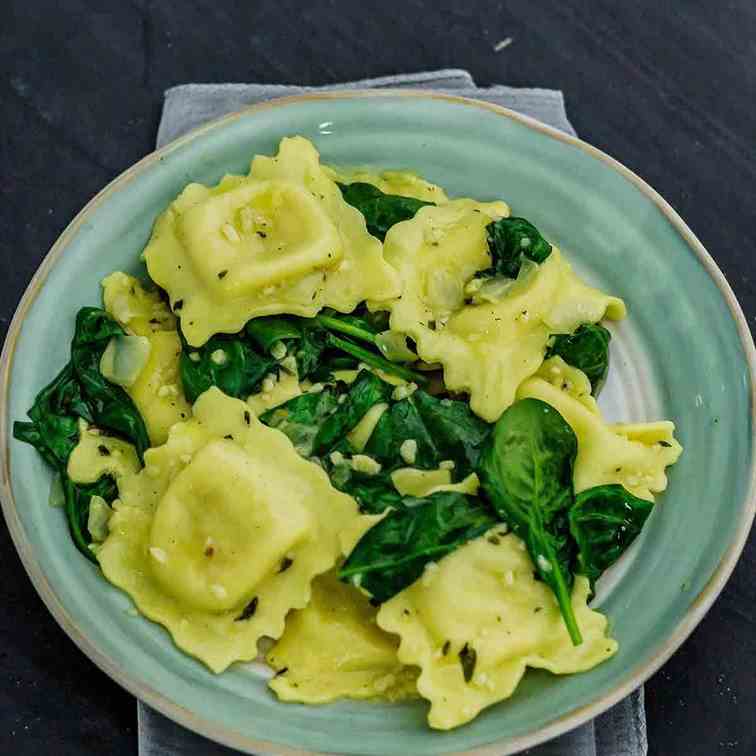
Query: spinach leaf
246,316,328,379
337,181,434,241
365,390,491,476
315,312,379,345
180,332,275,404
547,324,611,395
71,308,150,459
13,364,87,469
339,491,498,602
478,217,552,279
245,316,302,352
293,320,329,378
569,484,654,589
260,370,392,460
307,355,360,385
312,370,393,455
260,387,340,458
477,397,582,645
329,467,404,515
63,474,118,560
324,333,428,385
13,308,145,562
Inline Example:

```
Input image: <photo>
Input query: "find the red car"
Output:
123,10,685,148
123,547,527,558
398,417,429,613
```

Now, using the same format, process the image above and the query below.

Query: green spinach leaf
365,390,491,476
260,386,341,458
246,316,328,379
339,491,498,602
13,364,87,469
337,181,434,241
312,370,393,455
478,217,552,279
328,467,404,515
547,324,611,395
245,316,302,352
180,331,275,404
71,308,150,459
13,307,146,562
63,474,118,560
569,484,654,589
477,397,582,645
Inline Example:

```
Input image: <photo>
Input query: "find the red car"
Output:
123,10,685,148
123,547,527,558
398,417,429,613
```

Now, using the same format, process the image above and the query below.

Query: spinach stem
326,333,429,386
315,314,377,345
551,561,583,645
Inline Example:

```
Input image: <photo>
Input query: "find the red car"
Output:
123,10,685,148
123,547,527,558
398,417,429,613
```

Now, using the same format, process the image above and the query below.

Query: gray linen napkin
139,70,645,756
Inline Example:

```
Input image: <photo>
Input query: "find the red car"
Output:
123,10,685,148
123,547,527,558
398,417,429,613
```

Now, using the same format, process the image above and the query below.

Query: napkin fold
140,69,646,756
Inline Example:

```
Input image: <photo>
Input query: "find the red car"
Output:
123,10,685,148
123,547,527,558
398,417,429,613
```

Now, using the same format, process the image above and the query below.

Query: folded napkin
140,69,646,756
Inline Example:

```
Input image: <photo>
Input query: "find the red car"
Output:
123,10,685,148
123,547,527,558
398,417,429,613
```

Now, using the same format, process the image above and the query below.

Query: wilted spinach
260,385,341,458
13,307,149,561
478,217,552,280
63,474,118,559
13,364,86,470
547,324,611,395
261,369,394,460
323,332,428,385
312,371,393,455
339,491,498,602
569,484,654,589
244,316,302,352
181,311,426,402
365,390,491,476
477,397,582,645
328,465,404,515
180,332,275,404
246,316,328,379
337,182,434,241
70,308,150,459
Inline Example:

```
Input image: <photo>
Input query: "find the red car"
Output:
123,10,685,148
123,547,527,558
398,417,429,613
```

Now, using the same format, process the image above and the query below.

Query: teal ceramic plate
2,92,754,755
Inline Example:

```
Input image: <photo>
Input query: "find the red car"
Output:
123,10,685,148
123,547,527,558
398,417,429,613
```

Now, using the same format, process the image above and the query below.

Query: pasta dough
517,375,682,499
323,165,449,203
144,137,400,346
377,532,617,730
267,571,417,703
67,419,140,484
97,387,358,672
376,202,626,421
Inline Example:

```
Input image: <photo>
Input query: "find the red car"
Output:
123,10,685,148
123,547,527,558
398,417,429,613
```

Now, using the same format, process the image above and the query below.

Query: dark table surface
2,1,755,754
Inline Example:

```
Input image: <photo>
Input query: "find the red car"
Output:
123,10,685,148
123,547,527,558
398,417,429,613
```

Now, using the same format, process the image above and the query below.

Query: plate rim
1,88,754,756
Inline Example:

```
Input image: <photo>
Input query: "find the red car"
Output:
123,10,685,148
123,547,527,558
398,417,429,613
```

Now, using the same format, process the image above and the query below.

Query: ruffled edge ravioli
144,137,400,346
323,164,449,203
97,387,358,673
517,374,682,499
266,570,418,703
377,532,617,730
374,200,626,421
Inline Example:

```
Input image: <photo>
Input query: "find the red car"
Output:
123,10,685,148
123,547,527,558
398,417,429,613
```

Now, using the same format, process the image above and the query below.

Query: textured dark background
1,1,755,754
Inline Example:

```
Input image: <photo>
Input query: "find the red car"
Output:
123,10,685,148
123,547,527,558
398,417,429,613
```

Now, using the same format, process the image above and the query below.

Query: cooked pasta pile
15,137,681,730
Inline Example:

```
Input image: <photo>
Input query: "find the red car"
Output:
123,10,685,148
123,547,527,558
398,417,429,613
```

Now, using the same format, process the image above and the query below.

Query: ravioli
377,532,617,730
144,137,400,346
377,202,625,421
324,165,449,203
67,419,140,484
102,273,191,445
534,356,598,413
267,571,417,703
97,387,358,673
517,375,682,499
